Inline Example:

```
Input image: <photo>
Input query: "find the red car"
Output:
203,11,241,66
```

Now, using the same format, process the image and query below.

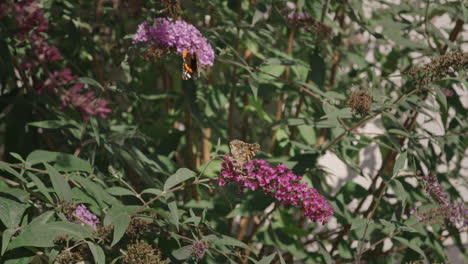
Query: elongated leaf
434,86,447,110
1,229,14,255
29,211,55,226
104,206,131,247
28,151,91,172
27,172,53,203
168,200,179,230
87,242,106,264
205,234,252,250
0,162,26,183
106,187,135,196
393,236,427,261
44,163,72,201
257,252,277,264
172,245,192,260
72,175,120,207
392,151,407,177
8,222,94,249
0,197,28,229
28,120,68,129
164,168,196,191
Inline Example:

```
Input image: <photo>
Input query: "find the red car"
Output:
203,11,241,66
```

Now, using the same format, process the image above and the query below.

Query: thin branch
131,178,212,216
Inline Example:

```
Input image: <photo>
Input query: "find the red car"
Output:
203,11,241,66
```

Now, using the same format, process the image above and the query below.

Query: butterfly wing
229,140,260,168
182,50,200,80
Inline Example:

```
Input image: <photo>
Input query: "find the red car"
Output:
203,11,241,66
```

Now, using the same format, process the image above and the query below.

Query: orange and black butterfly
182,49,200,80
229,140,260,169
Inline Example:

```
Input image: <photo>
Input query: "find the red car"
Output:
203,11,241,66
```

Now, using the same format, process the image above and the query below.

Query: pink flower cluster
4,0,111,119
220,155,334,223
133,18,215,68
73,204,100,228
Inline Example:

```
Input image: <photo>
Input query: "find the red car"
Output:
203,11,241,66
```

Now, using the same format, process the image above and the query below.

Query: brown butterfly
229,140,260,169
182,49,200,80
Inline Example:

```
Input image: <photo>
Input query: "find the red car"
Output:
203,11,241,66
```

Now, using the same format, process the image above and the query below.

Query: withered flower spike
408,52,468,87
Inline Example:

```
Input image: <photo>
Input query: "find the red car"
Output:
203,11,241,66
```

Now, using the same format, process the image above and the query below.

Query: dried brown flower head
142,45,172,62
56,251,84,264
53,234,70,246
96,225,113,244
56,200,77,221
125,217,158,241
346,90,372,115
124,240,165,264
408,52,468,86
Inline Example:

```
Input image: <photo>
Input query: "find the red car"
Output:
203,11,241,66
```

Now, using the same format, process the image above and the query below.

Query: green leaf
172,245,192,260
8,222,94,249
434,86,447,110
168,200,180,230
318,241,333,264
141,188,163,196
27,172,53,203
29,211,55,226
28,120,68,129
104,206,131,247
0,186,29,203
0,197,28,229
106,187,135,196
72,175,119,207
350,218,368,230
251,9,264,25
28,150,92,172
390,179,409,201
87,242,106,264
278,250,286,264
2,229,14,256
393,236,427,261
77,77,104,90
204,234,252,251
257,252,277,264
44,163,72,202
164,168,196,191
392,151,407,177
0,162,26,183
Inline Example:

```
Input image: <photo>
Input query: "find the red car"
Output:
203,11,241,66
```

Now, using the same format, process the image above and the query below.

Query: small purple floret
191,241,207,260
73,204,99,228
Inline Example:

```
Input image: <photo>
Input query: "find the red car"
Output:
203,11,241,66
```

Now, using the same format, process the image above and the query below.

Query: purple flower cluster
421,174,449,206
191,241,207,260
133,18,215,68
280,8,332,39
281,8,311,23
412,202,467,227
220,155,334,223
4,0,111,119
73,204,100,228
412,174,467,228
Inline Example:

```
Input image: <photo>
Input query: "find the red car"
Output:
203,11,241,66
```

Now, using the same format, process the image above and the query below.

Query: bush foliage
0,0,467,263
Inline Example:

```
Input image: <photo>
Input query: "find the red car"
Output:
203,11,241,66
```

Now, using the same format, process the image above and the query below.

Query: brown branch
269,28,295,152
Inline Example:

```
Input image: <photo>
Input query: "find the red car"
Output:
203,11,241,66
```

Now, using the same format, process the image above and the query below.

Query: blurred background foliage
0,0,467,263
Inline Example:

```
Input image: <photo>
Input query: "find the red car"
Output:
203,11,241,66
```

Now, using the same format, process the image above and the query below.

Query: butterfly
229,140,260,169
182,49,200,80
